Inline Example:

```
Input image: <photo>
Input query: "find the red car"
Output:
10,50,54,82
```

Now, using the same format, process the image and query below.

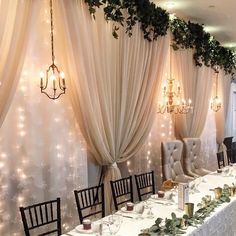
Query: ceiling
153,0,236,50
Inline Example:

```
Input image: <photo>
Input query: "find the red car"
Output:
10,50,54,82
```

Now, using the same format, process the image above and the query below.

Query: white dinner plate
75,225,94,234
150,194,165,200
120,206,135,213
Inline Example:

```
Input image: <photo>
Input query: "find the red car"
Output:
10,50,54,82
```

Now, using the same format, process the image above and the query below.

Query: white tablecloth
63,169,236,236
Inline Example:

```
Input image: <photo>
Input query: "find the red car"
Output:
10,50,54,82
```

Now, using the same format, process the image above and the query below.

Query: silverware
115,213,134,219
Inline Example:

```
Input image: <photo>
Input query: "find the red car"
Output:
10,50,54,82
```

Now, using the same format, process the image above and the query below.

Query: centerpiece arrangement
138,184,235,236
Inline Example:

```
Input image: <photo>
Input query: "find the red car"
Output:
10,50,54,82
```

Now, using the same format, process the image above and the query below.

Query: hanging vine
84,0,236,75
170,18,236,74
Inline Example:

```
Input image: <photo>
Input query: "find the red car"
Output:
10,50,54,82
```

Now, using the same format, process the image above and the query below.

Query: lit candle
40,72,44,88
177,82,180,90
50,74,56,89
60,72,65,87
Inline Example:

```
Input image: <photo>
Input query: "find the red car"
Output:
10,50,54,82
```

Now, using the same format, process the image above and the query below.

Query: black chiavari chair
217,152,225,169
19,198,61,236
74,184,105,224
223,137,233,164
110,176,133,210
135,170,155,201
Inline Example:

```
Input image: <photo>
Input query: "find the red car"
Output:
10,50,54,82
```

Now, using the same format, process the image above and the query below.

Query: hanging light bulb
40,0,66,100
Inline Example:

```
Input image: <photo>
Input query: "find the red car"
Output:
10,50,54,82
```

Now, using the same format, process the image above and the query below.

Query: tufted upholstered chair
183,138,211,177
162,140,194,183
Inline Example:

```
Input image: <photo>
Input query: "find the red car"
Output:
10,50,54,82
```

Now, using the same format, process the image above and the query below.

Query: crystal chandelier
157,45,192,114
210,69,221,112
40,0,66,100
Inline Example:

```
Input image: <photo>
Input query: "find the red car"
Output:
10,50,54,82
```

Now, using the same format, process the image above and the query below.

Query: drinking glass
223,166,229,176
143,199,154,219
108,215,122,236
194,177,202,193
92,222,103,236
135,202,145,220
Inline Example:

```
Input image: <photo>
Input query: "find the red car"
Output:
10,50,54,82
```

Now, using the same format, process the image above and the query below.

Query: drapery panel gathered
59,0,169,213
215,71,231,150
0,0,32,127
225,82,236,139
173,49,214,139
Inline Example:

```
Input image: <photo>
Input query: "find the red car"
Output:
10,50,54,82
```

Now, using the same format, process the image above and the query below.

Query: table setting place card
178,183,189,210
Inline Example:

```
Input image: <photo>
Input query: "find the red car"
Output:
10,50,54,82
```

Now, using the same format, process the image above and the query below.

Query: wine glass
135,202,145,220
143,199,154,219
223,166,230,176
108,215,122,236
194,177,202,193
92,222,103,236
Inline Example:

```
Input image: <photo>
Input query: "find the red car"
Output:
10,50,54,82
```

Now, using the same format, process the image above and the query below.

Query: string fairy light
0,2,87,235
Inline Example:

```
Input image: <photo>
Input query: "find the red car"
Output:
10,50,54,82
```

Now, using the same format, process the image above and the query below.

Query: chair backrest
19,198,61,236
232,142,236,163
223,137,233,150
217,152,225,169
74,184,105,224
223,137,233,164
161,140,185,182
110,176,133,210
135,171,155,201
183,138,201,174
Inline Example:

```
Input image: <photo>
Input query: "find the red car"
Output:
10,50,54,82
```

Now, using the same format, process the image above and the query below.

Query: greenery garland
84,0,169,40
170,18,236,74
84,0,236,75
144,184,233,236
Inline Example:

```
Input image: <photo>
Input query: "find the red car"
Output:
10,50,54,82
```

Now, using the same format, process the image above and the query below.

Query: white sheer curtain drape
59,0,169,213
225,82,236,139
215,71,232,152
173,49,214,138
0,0,32,127
0,1,88,235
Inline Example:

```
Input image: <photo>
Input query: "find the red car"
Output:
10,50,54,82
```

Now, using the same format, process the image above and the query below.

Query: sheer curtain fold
215,72,232,148
173,49,214,138
0,0,32,127
59,0,169,213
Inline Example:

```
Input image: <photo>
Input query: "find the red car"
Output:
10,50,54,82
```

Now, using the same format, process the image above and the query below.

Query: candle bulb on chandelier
40,72,44,88
60,72,65,87
177,82,180,92
50,74,56,90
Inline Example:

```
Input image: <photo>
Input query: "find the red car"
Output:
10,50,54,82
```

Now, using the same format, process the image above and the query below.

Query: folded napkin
62,231,79,236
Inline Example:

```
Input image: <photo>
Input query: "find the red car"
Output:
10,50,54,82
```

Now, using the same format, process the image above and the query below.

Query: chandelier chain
216,70,219,97
50,0,55,64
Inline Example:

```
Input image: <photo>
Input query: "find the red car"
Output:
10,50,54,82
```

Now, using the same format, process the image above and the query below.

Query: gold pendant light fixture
40,0,66,100
157,44,192,114
210,69,221,112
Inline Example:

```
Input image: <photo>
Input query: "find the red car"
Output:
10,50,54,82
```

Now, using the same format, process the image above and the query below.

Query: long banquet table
63,168,236,236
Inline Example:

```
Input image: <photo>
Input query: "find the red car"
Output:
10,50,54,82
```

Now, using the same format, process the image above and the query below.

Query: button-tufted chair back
183,138,211,177
162,140,193,183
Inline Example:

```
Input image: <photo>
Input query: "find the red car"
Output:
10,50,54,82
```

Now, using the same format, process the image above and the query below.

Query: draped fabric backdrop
225,82,236,139
173,49,214,138
0,1,88,234
59,0,169,213
0,0,233,235
0,0,32,127
215,71,232,154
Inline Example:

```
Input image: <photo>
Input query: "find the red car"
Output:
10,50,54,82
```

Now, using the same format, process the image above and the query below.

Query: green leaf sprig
148,184,233,236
